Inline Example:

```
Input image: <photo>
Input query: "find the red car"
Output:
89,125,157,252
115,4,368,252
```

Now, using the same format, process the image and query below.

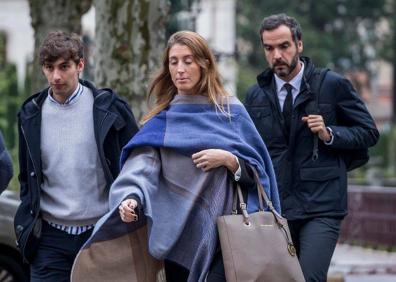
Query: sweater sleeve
108,146,161,214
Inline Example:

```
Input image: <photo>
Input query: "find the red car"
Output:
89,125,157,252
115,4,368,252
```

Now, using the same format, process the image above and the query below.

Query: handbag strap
230,168,298,256
252,169,297,256
232,184,252,225
232,183,238,215
252,170,277,214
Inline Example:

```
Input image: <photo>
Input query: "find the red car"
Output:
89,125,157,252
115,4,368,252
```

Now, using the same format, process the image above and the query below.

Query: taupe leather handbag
217,172,305,282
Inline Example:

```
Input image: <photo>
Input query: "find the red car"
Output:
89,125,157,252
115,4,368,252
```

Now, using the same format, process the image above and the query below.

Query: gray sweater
40,86,108,226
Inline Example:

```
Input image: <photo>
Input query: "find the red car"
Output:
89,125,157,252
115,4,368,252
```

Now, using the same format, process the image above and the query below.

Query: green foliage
236,62,261,101
0,37,19,150
167,0,199,37
369,129,390,168
167,0,186,37
7,145,19,191
0,32,20,191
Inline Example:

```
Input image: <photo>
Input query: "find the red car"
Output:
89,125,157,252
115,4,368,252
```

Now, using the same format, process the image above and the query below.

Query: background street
329,244,396,281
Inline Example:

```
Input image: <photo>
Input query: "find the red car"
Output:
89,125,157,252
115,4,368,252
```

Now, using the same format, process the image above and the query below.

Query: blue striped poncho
72,94,280,282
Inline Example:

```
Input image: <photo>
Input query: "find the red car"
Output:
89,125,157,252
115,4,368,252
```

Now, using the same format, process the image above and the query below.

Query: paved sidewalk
328,244,396,282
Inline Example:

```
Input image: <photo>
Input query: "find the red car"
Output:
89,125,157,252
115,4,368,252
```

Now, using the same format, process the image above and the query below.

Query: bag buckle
288,243,297,256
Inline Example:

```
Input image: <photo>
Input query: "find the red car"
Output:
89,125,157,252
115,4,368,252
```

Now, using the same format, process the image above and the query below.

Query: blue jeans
288,217,342,282
30,220,93,282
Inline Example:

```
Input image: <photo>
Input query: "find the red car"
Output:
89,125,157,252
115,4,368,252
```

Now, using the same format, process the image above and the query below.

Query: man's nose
53,69,61,81
273,48,282,59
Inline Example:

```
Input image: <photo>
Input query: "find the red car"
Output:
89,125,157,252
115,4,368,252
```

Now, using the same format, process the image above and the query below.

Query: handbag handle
253,170,279,217
231,168,281,222
231,168,297,256
254,169,297,256
232,184,251,225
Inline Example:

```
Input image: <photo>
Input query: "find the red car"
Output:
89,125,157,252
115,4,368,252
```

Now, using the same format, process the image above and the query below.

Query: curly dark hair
39,31,83,65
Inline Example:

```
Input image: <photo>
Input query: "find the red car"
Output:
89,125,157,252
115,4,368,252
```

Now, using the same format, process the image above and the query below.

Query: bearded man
244,13,379,282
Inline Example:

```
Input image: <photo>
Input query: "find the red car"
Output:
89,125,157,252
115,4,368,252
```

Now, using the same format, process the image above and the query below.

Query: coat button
30,210,34,215
30,171,35,177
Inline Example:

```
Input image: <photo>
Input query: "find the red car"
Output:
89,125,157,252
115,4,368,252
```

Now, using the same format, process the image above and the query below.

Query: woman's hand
119,199,138,223
192,149,238,173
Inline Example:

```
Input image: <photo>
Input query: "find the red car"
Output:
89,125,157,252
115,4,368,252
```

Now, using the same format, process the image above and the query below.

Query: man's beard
272,53,299,78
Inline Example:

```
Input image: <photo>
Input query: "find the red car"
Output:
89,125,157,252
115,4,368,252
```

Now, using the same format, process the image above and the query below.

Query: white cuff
324,127,334,145
234,156,241,181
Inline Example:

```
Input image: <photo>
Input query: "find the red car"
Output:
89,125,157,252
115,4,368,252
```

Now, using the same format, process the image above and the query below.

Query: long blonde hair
142,31,230,124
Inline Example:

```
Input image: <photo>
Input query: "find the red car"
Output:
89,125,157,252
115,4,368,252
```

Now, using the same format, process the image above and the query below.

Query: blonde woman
72,31,280,282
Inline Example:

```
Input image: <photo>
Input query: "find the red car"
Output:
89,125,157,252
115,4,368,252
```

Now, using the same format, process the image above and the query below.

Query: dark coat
14,80,139,262
244,57,379,220
0,130,13,194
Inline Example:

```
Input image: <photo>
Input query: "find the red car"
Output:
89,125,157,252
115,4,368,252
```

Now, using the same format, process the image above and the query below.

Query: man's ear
77,59,85,74
297,40,303,53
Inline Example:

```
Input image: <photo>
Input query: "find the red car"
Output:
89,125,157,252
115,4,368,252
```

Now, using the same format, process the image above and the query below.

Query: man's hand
192,149,238,173
302,115,331,142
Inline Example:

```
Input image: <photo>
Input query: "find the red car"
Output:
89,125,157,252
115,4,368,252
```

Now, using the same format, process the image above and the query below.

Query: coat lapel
20,103,43,181
93,108,118,148
261,78,290,140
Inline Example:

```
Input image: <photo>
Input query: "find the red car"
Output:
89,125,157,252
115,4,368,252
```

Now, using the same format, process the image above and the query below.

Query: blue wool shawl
121,94,280,213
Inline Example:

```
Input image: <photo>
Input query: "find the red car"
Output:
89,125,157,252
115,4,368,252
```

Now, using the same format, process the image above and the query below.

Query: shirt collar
274,61,305,92
48,83,83,106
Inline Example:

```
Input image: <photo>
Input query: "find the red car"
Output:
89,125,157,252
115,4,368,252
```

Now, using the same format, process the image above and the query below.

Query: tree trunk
391,0,396,175
94,0,170,120
393,9,396,125
28,0,92,94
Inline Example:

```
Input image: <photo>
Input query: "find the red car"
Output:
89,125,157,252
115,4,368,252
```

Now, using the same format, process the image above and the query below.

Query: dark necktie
283,83,293,134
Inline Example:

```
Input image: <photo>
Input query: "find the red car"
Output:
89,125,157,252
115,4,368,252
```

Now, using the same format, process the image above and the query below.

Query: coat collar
255,56,318,142
19,79,117,123
18,79,122,178
257,56,316,89
256,56,317,108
